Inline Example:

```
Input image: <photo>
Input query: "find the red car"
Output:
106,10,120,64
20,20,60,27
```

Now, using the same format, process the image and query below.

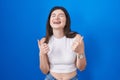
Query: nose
54,15,60,20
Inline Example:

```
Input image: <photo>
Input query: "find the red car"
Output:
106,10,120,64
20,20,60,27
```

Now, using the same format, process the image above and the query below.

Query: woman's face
50,9,66,30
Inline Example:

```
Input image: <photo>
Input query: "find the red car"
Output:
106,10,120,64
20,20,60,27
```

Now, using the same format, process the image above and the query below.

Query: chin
52,25,64,29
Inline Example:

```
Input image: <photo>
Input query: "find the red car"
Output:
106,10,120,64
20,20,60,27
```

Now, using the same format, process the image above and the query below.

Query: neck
53,29,64,38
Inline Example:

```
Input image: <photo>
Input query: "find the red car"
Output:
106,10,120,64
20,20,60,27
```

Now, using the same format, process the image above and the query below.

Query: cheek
61,18,66,25
50,18,53,26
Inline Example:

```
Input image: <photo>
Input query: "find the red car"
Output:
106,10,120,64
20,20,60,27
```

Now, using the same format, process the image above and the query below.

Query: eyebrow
59,13,65,15
51,13,65,15
51,13,56,15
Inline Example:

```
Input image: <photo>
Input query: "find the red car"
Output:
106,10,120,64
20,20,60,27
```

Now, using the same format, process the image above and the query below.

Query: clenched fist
72,35,84,54
38,38,50,55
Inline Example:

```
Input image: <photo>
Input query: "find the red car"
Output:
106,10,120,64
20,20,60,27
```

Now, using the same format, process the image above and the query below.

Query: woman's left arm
72,34,87,71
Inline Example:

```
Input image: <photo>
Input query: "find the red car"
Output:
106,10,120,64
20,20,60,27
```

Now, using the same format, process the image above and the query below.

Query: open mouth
53,21,61,24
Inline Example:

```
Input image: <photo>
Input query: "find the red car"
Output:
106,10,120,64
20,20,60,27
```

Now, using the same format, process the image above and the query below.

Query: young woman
38,6,87,80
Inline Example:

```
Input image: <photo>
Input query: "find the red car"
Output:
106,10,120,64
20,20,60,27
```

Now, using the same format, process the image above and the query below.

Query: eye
59,14,65,17
51,14,56,17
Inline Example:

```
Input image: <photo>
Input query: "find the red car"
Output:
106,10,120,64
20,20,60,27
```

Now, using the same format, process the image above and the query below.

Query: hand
38,39,50,55
72,35,84,54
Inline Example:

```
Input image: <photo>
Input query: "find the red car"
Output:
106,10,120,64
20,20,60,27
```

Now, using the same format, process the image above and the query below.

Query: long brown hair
45,6,77,43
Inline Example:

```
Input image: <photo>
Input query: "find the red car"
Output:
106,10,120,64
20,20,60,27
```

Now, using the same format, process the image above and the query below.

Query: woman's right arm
38,38,50,74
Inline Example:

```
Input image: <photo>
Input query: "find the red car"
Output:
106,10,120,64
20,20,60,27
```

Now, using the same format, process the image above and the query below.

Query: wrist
39,52,47,56
77,51,84,54
77,53,84,59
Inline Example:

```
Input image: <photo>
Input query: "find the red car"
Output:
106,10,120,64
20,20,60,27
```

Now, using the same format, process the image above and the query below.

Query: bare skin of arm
72,34,87,71
38,38,50,74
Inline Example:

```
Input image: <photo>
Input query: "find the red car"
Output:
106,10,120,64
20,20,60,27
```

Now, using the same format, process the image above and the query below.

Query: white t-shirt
47,35,77,73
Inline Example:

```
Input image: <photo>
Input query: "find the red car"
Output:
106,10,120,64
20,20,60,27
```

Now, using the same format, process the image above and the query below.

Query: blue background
0,0,120,80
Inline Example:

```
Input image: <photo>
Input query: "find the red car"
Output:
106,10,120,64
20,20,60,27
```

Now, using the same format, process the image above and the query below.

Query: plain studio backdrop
0,0,120,80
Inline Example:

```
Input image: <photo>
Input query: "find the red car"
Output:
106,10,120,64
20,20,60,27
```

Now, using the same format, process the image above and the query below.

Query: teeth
53,21,61,24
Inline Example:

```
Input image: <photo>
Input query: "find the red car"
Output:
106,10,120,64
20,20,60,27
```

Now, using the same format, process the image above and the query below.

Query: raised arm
38,38,50,74
72,34,87,71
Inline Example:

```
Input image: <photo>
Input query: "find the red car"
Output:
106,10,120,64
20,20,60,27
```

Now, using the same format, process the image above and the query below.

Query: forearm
40,53,50,74
76,53,87,71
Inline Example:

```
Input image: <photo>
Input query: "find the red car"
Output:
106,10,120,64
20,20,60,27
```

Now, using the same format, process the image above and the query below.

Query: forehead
51,9,65,14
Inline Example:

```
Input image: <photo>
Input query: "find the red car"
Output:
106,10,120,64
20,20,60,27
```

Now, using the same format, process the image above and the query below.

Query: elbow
78,65,86,71
77,62,87,71
40,65,49,74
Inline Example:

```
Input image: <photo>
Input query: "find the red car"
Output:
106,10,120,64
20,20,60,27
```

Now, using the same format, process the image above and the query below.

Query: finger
80,36,84,44
40,45,46,50
44,47,49,50
75,36,83,44
72,45,77,50
37,39,40,45
44,44,48,47
75,41,79,45
46,48,50,52
44,44,49,49
75,35,81,41
44,48,49,53
72,42,77,46
39,43,46,49
40,44,44,48
72,46,75,50
37,40,41,48
44,45,46,48
43,43,48,48
42,43,46,46
43,45,49,50
73,41,79,48
41,43,47,48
